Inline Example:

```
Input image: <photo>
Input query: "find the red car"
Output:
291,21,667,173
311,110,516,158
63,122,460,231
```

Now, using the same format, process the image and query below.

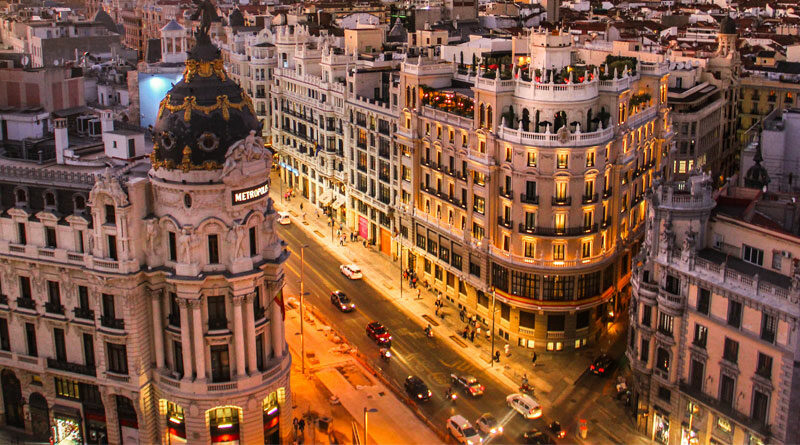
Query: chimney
101,110,114,133
54,118,69,164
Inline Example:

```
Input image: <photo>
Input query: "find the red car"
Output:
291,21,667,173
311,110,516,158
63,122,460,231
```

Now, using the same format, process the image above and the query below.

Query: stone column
178,299,193,381
191,300,206,380
243,293,257,373
232,295,247,377
151,291,165,369
270,300,284,358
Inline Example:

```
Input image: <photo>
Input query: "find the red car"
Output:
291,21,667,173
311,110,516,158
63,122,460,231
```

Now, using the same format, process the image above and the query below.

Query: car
506,393,542,419
330,291,355,312
451,374,485,397
277,212,291,225
447,415,483,444
404,376,432,401
365,322,392,346
340,264,363,279
475,413,503,437
521,429,555,445
589,354,614,376
547,421,566,439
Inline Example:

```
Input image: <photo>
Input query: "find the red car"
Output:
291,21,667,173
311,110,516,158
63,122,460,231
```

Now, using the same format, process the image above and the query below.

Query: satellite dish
21,55,29,66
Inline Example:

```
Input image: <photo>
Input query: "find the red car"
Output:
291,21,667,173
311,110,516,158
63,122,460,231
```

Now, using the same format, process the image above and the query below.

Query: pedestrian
416,288,421,299
300,203,303,212
362,239,367,248
494,351,500,362
485,329,490,340
476,326,481,337
435,306,440,316
293,417,299,437
532,352,538,367
504,343,510,356
470,330,475,342
459,309,465,322
412,277,417,288
298,418,305,434
339,236,344,246
403,270,408,280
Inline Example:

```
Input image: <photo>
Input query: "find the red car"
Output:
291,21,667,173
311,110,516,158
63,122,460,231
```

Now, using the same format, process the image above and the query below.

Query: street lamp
490,286,497,367
364,407,378,445
398,238,404,300
300,244,309,373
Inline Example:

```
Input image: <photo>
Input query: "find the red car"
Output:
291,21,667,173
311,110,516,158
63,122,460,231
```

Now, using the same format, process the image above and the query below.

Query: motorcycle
379,348,391,361
519,383,534,394
424,327,434,338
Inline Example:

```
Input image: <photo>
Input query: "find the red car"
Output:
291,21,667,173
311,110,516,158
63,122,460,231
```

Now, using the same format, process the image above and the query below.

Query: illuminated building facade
396,30,673,351
0,33,291,444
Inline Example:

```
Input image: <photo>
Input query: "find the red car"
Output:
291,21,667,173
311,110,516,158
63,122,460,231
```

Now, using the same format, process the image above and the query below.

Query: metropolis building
0,31,291,444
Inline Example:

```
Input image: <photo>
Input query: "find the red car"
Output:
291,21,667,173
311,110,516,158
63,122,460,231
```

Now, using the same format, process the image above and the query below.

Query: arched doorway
29,393,50,441
1,370,24,428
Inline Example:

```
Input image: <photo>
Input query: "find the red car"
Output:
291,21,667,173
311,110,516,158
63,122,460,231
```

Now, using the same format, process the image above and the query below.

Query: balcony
497,217,512,229
678,381,771,440
499,187,513,199
17,298,36,310
520,194,539,205
45,301,65,315
582,193,599,204
100,315,125,330
551,196,572,206
517,224,598,237
73,307,95,320
47,358,96,377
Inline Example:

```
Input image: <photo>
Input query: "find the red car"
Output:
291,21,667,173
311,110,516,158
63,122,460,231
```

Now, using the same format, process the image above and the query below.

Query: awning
332,196,346,208
318,191,333,206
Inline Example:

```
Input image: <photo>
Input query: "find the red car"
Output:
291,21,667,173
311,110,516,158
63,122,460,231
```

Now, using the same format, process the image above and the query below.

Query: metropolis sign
232,179,270,205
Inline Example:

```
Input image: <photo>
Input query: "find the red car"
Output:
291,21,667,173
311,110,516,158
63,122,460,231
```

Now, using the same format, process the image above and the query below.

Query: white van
506,393,542,419
277,212,291,225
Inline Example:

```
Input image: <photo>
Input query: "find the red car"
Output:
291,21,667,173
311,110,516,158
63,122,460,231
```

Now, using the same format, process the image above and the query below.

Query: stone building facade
396,29,673,351
627,171,800,445
0,35,291,444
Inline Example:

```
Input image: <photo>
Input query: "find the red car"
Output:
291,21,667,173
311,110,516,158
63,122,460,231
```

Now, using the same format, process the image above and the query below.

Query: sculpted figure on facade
145,219,160,254
227,221,247,259
179,228,195,263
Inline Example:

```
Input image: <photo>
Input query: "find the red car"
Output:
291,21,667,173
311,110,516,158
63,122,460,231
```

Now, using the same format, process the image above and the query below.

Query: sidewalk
272,174,645,444
283,285,439,445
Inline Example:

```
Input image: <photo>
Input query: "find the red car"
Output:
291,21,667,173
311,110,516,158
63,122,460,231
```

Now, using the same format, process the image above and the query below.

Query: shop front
358,215,369,240
379,227,392,256
653,411,670,445
209,406,241,444
52,405,83,445
84,406,108,445
262,394,280,444
166,401,186,445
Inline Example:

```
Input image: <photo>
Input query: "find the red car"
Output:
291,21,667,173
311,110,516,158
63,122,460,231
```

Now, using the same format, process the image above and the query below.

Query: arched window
15,189,26,204
487,106,493,131
405,86,410,107
74,195,86,211
412,87,417,108
479,104,485,128
44,192,56,208
522,109,530,132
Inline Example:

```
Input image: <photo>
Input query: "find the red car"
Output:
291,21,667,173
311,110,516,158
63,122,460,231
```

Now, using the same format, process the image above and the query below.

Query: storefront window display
209,406,240,444
681,425,699,445
167,402,186,444
54,415,83,444
654,413,670,445
263,393,280,445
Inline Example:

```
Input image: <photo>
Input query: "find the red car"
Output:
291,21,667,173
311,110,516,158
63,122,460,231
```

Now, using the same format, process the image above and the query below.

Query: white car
475,413,503,437
277,212,291,225
340,264,363,279
447,415,482,444
506,393,542,419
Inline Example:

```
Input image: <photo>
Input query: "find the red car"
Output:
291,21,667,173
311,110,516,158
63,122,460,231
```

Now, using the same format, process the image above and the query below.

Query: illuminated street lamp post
364,407,378,445
300,244,309,373
490,286,496,367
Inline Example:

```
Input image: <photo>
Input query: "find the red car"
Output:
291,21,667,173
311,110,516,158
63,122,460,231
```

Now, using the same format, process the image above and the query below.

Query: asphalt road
278,222,620,444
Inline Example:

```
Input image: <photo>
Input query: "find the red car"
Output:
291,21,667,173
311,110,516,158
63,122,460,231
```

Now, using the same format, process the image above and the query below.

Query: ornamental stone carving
89,168,130,207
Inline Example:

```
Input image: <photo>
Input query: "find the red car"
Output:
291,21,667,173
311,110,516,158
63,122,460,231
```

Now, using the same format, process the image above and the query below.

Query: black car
404,376,432,401
522,429,556,445
330,291,355,312
589,354,614,376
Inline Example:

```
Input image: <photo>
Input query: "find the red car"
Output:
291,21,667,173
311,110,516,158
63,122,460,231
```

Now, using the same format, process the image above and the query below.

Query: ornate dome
744,145,770,189
719,16,737,35
151,36,260,172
